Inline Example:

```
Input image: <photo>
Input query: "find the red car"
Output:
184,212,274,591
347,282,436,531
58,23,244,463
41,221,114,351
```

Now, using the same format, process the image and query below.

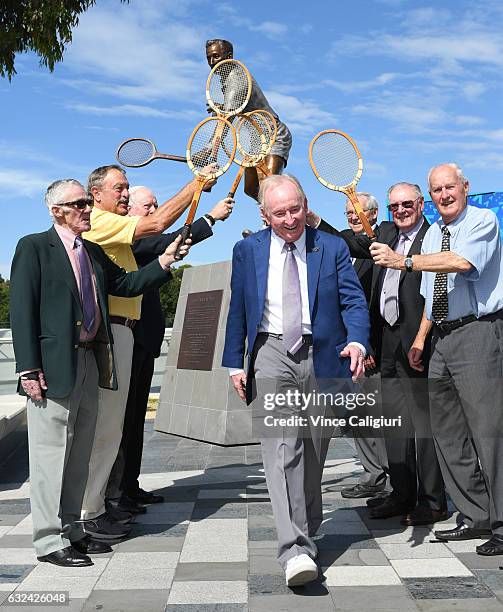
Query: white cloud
0,169,52,198
462,82,488,101
264,92,337,135
66,103,200,121
251,21,288,38
61,7,207,103
352,101,447,133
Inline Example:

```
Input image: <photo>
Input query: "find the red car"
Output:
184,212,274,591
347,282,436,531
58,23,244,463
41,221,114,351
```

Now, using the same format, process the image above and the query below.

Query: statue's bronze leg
244,155,286,201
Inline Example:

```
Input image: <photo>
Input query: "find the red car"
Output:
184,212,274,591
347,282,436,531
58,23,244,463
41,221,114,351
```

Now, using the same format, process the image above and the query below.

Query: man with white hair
371,163,503,554
222,174,369,585
107,186,234,509
9,179,189,567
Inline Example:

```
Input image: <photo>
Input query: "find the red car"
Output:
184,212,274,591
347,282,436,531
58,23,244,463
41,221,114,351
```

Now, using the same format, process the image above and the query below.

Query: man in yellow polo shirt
80,164,216,539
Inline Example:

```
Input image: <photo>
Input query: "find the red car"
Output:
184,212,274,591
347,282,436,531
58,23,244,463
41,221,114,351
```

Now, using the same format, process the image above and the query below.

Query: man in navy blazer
222,175,370,586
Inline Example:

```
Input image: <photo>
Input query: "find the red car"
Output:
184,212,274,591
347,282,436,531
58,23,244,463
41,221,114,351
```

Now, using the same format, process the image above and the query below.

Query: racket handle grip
228,166,245,199
175,224,191,259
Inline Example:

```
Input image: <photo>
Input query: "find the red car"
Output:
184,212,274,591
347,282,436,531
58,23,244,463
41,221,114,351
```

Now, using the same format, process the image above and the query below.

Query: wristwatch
404,256,414,272
204,214,215,226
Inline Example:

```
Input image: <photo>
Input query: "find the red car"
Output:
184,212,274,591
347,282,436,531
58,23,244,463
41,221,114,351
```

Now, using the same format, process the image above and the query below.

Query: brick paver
1,422,503,611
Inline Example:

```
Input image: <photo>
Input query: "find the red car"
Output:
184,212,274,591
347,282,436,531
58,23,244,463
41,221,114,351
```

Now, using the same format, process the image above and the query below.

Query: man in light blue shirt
370,162,503,556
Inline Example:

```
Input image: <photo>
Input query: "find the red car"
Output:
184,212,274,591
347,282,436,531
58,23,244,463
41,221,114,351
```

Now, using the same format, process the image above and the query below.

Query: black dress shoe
341,483,386,499
117,494,147,514
476,534,503,555
434,523,492,541
366,494,390,509
401,506,448,526
369,499,412,519
37,546,93,567
128,488,164,504
105,500,134,524
72,535,113,554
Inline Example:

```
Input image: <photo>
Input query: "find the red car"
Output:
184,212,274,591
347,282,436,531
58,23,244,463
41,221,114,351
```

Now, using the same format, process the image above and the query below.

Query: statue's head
206,39,233,68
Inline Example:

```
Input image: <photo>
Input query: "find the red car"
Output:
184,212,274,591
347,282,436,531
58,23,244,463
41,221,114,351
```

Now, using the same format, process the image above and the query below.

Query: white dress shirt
229,229,365,376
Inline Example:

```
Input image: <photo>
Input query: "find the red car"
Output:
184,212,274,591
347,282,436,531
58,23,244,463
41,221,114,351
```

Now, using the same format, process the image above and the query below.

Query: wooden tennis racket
175,116,237,257
116,137,186,167
227,113,268,198
247,110,277,177
309,130,375,240
206,59,252,118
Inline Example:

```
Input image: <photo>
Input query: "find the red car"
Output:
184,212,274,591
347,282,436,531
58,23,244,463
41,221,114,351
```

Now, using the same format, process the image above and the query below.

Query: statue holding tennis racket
205,39,292,201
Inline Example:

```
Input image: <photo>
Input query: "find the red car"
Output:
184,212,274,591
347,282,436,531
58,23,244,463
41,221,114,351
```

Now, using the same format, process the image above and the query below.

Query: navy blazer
132,217,213,357
222,226,370,395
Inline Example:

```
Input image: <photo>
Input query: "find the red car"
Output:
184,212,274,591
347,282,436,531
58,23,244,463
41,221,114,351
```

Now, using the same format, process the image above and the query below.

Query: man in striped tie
370,162,503,556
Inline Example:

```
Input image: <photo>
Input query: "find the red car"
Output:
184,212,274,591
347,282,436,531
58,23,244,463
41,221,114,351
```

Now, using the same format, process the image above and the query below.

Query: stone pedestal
155,261,257,446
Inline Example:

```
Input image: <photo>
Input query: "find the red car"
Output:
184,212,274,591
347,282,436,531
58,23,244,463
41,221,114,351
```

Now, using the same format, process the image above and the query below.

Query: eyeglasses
344,209,370,218
387,196,421,212
58,198,94,210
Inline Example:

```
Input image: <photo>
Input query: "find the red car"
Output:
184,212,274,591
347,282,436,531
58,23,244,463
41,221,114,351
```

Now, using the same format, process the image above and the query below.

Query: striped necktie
431,226,450,322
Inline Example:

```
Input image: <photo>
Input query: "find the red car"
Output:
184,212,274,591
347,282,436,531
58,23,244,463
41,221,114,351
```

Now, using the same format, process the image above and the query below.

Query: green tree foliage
0,1,128,79
0,275,10,326
159,265,191,327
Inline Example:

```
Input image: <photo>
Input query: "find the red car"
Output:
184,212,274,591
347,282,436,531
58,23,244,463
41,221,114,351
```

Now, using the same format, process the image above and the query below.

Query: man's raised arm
133,176,216,240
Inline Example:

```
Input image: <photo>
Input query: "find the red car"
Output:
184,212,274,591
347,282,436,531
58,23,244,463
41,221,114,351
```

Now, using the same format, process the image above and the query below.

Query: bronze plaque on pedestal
177,289,223,371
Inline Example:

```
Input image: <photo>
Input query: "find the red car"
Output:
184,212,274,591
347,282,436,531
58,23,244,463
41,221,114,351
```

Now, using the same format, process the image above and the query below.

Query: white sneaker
285,553,318,586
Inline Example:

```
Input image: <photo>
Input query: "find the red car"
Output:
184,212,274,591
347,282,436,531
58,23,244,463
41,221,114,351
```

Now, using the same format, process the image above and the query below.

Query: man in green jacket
10,178,189,567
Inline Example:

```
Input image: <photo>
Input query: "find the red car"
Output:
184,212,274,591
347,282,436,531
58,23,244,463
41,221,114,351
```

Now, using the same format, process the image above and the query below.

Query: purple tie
74,236,95,332
382,233,408,326
283,242,303,355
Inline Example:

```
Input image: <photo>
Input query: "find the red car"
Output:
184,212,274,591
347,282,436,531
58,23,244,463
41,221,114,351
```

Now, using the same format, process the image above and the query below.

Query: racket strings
117,139,155,167
311,133,360,188
208,61,251,116
232,115,266,166
247,110,277,153
188,118,235,176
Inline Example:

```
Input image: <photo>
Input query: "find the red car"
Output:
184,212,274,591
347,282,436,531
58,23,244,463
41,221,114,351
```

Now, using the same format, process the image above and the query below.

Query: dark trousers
380,322,446,511
118,342,155,495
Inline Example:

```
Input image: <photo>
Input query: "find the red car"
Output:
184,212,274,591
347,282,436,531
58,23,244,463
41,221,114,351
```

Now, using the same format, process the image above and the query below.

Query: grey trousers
81,323,134,518
429,314,503,532
27,347,98,556
252,335,329,569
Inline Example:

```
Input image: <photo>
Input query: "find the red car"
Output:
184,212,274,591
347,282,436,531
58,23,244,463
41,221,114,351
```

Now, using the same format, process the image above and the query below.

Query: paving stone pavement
1,422,503,611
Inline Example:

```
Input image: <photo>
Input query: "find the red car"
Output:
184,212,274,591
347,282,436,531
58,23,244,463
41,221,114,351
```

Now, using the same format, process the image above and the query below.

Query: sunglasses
58,198,94,210
387,196,421,212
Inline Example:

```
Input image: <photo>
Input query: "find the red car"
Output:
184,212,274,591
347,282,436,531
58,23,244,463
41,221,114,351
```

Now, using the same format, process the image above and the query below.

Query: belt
78,340,98,350
110,315,137,329
435,308,503,335
258,332,313,345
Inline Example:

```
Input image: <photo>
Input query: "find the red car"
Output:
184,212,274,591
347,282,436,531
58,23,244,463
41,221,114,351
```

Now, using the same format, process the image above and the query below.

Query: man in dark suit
222,175,370,585
9,179,189,567
336,193,389,500
310,183,446,526
108,186,234,508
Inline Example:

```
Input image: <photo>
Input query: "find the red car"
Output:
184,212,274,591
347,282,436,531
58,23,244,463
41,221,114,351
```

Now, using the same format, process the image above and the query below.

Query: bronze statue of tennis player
205,39,292,201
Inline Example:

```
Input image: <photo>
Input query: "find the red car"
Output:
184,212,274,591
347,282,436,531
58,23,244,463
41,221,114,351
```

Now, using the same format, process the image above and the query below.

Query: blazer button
74,345,79,349
76,321,82,326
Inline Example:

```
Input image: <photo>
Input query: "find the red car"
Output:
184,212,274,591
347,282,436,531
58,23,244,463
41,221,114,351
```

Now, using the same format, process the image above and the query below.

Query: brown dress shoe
401,506,448,526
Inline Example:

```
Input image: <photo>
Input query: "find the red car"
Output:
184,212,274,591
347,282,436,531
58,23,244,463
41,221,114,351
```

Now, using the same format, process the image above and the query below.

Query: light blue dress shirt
420,205,503,320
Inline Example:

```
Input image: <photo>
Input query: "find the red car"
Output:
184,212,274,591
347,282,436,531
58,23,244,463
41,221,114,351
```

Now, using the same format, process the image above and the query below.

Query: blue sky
2,0,503,278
